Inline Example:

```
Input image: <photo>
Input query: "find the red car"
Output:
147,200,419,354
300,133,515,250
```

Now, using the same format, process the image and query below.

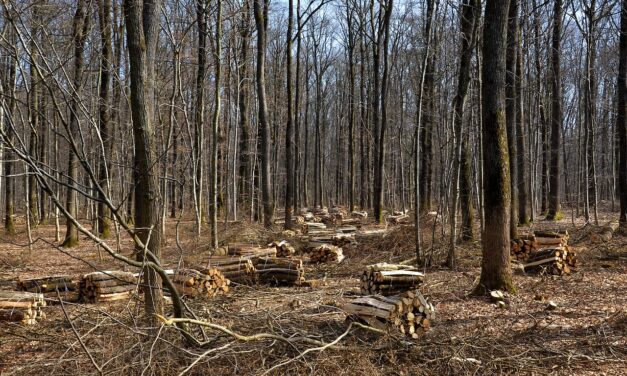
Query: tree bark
253,0,274,227
546,0,563,220
505,0,518,239
474,0,515,294
124,0,164,323
618,0,627,226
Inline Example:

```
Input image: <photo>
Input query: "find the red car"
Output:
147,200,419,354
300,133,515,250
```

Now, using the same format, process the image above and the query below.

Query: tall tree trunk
546,0,563,220
194,0,207,236
253,0,274,227
210,1,222,248
448,0,480,268
474,0,515,294
516,19,527,225
618,0,627,226
124,0,164,324
3,13,17,235
63,0,89,247
238,2,252,216
284,0,295,229
97,0,113,238
505,0,518,239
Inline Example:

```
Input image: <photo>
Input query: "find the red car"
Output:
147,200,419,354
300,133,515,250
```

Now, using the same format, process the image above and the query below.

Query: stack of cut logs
0,290,46,325
361,263,424,295
17,275,79,303
387,213,410,225
510,234,537,261
228,243,277,259
254,257,305,285
523,231,577,275
310,244,345,263
343,289,435,338
201,257,256,284
270,240,296,257
171,268,230,298
80,271,137,303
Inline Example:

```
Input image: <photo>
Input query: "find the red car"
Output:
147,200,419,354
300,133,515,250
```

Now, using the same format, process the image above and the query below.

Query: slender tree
618,0,627,227
546,0,563,220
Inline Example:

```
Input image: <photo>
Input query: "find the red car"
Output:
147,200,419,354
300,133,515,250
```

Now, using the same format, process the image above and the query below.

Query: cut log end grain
343,289,434,338
170,268,230,298
361,264,424,296
310,245,344,263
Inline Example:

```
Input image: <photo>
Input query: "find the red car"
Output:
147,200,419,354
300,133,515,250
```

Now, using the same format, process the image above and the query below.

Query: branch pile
361,263,424,295
0,291,46,325
17,275,79,303
343,289,435,338
310,244,345,263
254,257,305,285
201,256,256,284
79,271,137,303
171,268,230,298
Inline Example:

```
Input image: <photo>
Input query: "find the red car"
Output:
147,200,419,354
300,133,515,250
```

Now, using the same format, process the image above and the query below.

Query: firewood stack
228,243,277,259
80,271,137,303
0,291,46,325
254,257,305,285
343,289,435,338
361,264,424,295
510,234,536,261
310,244,345,263
17,275,80,303
524,247,577,275
201,256,257,284
171,268,230,298
387,214,410,225
351,211,368,219
270,240,296,257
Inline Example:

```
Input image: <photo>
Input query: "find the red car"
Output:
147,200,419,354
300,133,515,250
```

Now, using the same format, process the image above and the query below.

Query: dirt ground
0,210,625,375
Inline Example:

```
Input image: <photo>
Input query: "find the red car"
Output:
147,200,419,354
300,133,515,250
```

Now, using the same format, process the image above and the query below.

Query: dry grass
0,213,625,375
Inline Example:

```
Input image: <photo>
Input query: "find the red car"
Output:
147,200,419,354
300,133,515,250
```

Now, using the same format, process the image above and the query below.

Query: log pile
524,246,577,275
254,257,305,285
343,289,435,338
17,275,80,303
310,244,345,263
201,257,257,285
80,271,137,303
0,290,46,325
228,243,277,259
270,240,296,257
171,268,230,298
361,264,424,295
510,234,536,261
351,211,368,219
387,214,410,225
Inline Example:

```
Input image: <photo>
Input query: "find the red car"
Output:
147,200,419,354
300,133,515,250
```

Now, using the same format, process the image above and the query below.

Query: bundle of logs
524,247,577,275
0,290,46,325
254,257,305,285
171,268,230,298
228,243,277,259
310,244,345,263
201,257,257,285
361,263,425,295
343,289,435,339
269,240,296,257
510,234,537,261
17,275,79,303
79,271,137,303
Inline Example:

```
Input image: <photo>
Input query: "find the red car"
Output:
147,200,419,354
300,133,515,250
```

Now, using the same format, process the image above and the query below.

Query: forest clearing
1,0,627,374
0,209,625,375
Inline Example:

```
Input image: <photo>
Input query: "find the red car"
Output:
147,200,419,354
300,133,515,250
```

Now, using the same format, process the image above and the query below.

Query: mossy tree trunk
474,0,515,295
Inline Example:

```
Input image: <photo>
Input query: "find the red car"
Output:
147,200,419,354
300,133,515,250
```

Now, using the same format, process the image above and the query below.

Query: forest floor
0,208,625,375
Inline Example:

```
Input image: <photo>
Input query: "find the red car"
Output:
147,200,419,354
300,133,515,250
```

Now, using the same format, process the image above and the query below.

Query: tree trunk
124,0,164,324
210,1,222,248
474,0,515,294
284,0,295,229
448,0,480,267
546,0,563,220
618,0,627,226
63,0,89,247
253,0,274,227
505,0,518,239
